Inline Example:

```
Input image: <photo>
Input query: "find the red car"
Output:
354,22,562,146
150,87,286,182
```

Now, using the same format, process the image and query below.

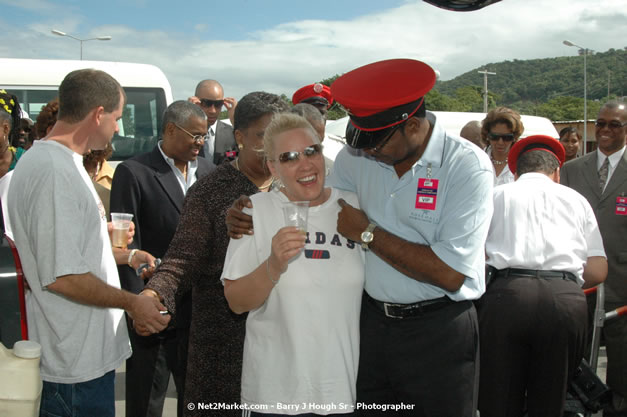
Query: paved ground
113,348,609,417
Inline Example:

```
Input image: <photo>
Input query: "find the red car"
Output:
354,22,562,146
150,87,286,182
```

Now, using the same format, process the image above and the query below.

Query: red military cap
292,83,334,109
331,58,437,149
507,135,565,174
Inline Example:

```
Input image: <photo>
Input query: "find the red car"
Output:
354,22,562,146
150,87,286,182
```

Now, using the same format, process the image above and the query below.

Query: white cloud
3,0,626,102
0,0,57,11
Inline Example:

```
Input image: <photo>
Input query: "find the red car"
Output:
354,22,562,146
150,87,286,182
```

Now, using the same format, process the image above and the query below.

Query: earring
238,144,244,150
273,178,285,189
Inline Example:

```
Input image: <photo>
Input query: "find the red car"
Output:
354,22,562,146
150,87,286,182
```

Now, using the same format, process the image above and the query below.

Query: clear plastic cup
282,201,309,234
110,212,133,249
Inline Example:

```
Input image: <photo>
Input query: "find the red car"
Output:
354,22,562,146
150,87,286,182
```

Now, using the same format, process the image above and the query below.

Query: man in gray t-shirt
8,69,170,417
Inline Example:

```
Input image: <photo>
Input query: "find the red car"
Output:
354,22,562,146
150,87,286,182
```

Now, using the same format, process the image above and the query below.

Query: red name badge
616,197,627,216
416,178,439,210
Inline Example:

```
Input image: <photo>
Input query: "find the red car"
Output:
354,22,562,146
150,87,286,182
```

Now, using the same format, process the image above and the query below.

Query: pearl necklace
490,150,507,166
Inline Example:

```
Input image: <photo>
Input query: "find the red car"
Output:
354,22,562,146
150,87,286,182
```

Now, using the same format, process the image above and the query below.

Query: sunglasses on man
595,120,627,130
199,98,224,109
275,144,323,163
488,132,515,142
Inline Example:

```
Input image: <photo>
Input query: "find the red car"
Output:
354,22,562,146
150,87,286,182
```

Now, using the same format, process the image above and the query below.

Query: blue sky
2,0,625,101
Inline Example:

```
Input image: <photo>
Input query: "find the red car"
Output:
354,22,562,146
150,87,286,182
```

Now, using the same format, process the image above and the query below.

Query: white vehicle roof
325,111,558,143
0,58,173,103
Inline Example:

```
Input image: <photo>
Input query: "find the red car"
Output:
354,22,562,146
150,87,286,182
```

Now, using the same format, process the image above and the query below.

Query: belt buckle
383,303,404,319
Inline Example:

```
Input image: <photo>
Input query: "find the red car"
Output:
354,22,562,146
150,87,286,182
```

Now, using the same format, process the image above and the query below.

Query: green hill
431,47,626,120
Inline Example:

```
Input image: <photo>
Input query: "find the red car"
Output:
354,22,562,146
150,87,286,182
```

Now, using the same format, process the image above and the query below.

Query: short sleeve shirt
8,140,130,383
486,172,606,285
329,111,494,303
221,188,364,412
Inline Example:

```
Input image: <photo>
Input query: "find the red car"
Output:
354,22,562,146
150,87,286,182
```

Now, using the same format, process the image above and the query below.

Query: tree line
314,47,626,121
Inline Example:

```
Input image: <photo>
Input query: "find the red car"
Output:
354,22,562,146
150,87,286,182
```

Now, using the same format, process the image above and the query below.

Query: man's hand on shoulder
226,194,254,239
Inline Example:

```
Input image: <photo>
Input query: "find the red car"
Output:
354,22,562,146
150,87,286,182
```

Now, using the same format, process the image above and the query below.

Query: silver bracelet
127,249,138,267
266,258,279,285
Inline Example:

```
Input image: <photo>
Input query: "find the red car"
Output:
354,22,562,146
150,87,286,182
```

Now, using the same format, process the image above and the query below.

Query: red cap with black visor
331,59,437,149
507,135,565,175
292,83,334,109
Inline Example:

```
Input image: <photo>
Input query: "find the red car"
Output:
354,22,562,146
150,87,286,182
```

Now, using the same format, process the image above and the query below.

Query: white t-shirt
7,140,131,383
486,172,606,285
221,188,364,415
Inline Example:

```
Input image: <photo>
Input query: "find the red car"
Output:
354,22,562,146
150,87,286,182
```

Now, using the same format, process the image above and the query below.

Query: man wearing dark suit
189,79,238,165
561,101,627,417
110,100,215,417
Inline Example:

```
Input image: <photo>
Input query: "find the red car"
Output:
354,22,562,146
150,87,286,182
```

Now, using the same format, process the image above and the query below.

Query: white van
324,111,559,160
0,58,173,163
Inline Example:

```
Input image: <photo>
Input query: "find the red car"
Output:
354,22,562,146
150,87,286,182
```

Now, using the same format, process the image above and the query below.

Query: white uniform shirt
486,172,606,285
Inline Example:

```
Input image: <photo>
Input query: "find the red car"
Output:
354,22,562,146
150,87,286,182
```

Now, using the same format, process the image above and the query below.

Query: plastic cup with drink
282,201,309,234
110,212,134,249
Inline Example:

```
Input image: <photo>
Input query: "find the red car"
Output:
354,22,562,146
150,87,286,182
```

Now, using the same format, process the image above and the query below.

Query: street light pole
51,29,112,60
478,69,496,113
563,40,588,154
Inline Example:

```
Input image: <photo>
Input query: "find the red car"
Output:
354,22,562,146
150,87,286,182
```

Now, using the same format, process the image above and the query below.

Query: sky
2,0,626,102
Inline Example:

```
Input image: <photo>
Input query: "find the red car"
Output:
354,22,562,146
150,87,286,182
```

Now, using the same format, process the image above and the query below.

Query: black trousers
356,293,479,417
125,322,187,417
476,275,588,417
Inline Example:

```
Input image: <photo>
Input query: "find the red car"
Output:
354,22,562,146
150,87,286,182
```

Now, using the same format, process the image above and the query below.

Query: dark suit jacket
199,120,237,165
110,145,215,295
561,150,627,306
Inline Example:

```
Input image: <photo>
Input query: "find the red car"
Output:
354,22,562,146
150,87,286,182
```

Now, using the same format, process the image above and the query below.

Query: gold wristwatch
361,223,376,250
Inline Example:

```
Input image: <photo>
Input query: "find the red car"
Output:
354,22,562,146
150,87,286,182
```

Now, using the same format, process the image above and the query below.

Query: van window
111,87,167,161
5,86,167,161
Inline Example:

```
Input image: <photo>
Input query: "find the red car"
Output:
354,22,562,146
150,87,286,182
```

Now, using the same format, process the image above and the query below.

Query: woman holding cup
222,113,364,416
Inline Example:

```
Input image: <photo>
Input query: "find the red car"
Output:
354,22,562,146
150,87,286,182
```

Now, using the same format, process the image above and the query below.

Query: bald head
194,79,225,125
195,80,223,97
599,101,627,117
460,120,484,148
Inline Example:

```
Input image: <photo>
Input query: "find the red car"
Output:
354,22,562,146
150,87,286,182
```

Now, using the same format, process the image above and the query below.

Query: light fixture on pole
51,29,112,60
563,39,588,154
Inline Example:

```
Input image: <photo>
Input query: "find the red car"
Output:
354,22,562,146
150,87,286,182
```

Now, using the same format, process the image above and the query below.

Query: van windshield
6,86,167,161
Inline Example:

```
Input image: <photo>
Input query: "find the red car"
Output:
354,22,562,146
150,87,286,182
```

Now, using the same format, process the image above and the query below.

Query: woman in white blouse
481,107,524,186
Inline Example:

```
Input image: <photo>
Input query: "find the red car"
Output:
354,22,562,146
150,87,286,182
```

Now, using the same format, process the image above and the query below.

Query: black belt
491,267,577,284
365,292,454,319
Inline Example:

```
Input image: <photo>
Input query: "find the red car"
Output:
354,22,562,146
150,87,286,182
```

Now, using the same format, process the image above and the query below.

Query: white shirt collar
597,145,625,169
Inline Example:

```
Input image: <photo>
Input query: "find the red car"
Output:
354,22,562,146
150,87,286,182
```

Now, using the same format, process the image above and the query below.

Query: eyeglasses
199,98,224,109
365,124,403,153
595,120,627,130
173,123,208,145
488,132,515,142
276,144,323,163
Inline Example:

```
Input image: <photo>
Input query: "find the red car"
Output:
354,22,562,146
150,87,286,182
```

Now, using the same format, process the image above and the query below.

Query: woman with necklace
140,91,289,416
481,107,524,186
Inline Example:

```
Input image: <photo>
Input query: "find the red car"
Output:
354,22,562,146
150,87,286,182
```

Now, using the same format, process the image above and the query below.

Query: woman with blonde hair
222,112,364,416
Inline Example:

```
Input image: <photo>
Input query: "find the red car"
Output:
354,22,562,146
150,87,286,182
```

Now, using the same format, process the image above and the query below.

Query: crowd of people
0,59,625,417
